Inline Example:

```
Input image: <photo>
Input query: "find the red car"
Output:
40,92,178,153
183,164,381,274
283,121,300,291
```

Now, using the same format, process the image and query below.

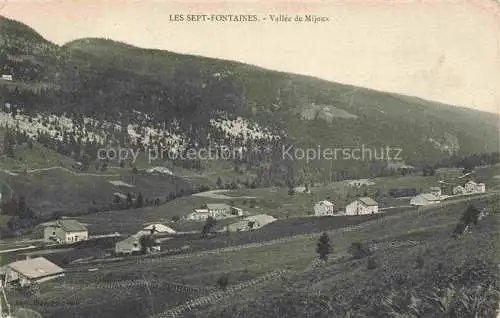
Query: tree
3,128,15,158
348,242,372,259
135,192,144,208
139,235,157,254
216,176,223,189
316,232,332,262
216,273,229,291
461,204,481,226
202,216,217,237
126,193,133,208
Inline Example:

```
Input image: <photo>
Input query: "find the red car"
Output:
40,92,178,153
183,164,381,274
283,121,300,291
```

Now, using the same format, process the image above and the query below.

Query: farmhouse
187,203,241,220
313,200,335,216
224,214,277,232
2,257,64,287
206,203,232,218
345,197,379,215
1,74,12,81
43,219,88,244
230,206,244,216
429,187,442,198
137,223,176,236
410,193,440,206
464,181,486,194
186,209,210,221
115,234,160,255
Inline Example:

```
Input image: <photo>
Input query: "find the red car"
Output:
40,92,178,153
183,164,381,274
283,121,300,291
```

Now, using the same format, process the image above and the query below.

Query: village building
224,214,277,232
136,223,176,236
313,200,335,216
1,75,12,81
186,204,242,220
464,181,486,194
410,193,440,206
2,257,64,287
114,234,160,255
429,187,442,198
345,197,379,215
43,219,88,244
230,206,244,216
186,209,210,221
206,203,232,218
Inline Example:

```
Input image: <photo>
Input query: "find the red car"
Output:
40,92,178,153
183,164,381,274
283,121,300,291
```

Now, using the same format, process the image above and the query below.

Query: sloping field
189,194,500,318
6,168,192,217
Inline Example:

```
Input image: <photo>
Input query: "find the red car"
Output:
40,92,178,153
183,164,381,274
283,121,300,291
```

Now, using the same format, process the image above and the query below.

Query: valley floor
5,192,499,318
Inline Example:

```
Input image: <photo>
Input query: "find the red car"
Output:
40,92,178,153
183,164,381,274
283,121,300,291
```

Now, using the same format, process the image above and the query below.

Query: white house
1,75,12,81
464,181,486,194
345,197,379,215
206,203,232,218
230,206,244,216
429,187,442,198
187,204,238,220
224,214,277,232
43,219,88,244
410,193,440,206
136,223,176,236
3,257,64,287
476,183,486,193
313,200,335,216
186,209,210,221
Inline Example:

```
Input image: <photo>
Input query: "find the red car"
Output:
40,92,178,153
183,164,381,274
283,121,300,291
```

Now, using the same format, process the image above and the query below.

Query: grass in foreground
189,195,500,318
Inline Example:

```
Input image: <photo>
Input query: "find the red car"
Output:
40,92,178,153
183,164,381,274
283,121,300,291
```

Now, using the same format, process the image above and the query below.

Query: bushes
348,242,372,259
366,256,378,270
316,232,332,262
453,204,482,238
216,274,230,291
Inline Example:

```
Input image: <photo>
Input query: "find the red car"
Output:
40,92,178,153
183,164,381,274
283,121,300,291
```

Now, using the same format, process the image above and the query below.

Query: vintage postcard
0,0,499,317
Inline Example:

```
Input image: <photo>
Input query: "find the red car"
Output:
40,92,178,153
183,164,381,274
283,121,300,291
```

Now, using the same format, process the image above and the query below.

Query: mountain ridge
0,15,499,176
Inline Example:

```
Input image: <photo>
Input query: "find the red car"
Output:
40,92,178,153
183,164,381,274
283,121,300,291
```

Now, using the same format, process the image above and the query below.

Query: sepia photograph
0,0,499,317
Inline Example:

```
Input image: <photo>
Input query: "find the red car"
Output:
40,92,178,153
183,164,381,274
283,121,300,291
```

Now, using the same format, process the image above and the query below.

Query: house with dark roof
345,197,379,215
3,257,64,287
43,219,88,244
115,234,160,255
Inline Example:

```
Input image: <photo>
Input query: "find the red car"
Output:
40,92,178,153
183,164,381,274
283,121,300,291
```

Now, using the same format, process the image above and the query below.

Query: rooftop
8,257,64,279
357,197,378,206
316,200,334,206
419,193,440,201
206,203,232,210
143,223,176,234
58,219,87,232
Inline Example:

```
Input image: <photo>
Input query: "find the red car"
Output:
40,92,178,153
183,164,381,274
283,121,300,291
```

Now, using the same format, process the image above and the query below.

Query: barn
345,197,379,215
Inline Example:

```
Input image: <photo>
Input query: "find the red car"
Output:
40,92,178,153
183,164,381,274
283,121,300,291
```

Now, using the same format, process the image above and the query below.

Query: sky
1,0,500,114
